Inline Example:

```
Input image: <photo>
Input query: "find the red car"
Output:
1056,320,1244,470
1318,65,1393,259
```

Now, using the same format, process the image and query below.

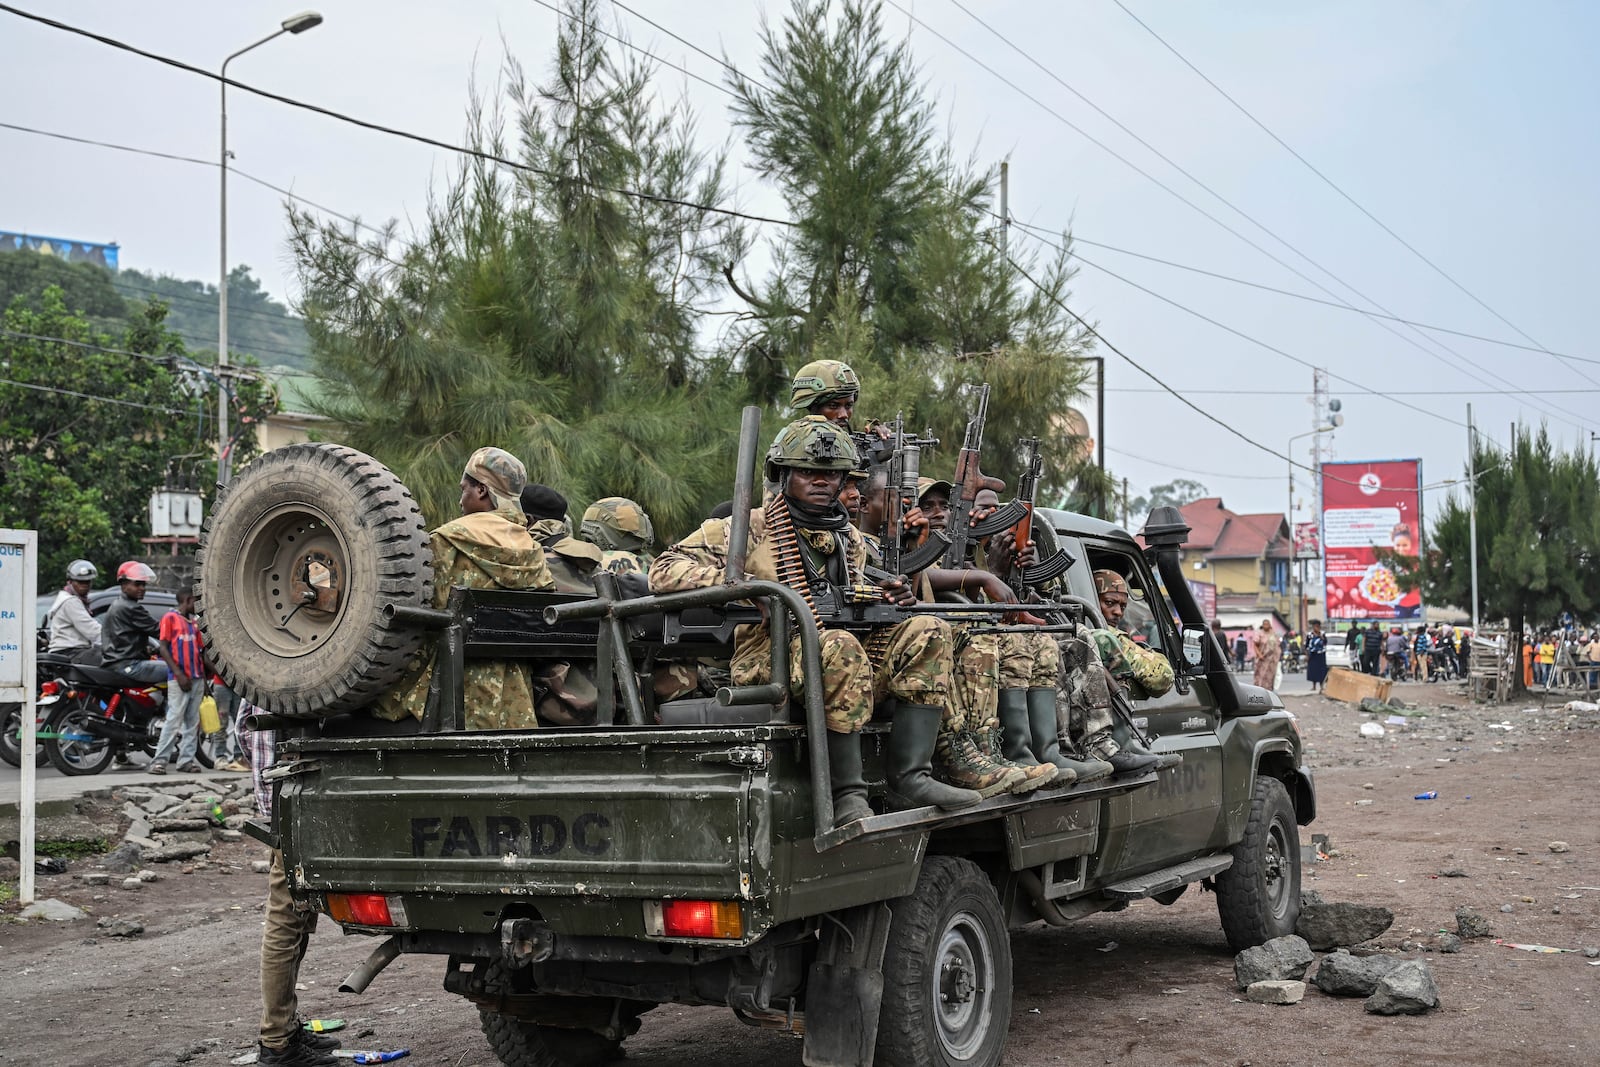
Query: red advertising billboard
1321,459,1423,620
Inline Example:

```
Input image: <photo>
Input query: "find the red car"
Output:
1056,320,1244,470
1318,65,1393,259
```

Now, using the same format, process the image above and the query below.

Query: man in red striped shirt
150,584,205,775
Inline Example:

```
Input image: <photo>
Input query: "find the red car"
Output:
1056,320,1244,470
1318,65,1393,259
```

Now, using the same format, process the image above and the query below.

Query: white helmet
66,559,98,582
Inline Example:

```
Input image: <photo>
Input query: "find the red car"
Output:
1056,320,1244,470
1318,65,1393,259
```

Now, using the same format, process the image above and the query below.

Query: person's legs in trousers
258,848,331,1064
175,683,202,767
150,675,193,770
122,659,169,687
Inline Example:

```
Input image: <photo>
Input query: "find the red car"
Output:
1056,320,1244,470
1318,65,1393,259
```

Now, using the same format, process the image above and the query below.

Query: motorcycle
40,662,216,776
1,653,79,769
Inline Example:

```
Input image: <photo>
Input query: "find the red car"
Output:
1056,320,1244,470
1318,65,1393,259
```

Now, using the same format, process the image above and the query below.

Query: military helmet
765,415,861,483
580,497,655,553
789,359,860,411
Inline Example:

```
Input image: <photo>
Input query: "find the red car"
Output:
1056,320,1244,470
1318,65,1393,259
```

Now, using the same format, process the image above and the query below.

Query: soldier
579,497,655,576
1060,569,1180,774
372,448,555,730
789,358,861,428
651,416,990,826
521,483,604,594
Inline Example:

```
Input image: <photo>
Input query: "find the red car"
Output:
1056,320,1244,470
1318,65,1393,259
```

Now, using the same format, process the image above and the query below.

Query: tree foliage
113,265,313,370
290,0,748,536
0,288,273,580
1409,426,1600,685
1128,478,1210,521
727,0,1104,499
0,248,128,326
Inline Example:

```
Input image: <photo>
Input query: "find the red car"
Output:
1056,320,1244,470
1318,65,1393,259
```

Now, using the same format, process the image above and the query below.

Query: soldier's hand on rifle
877,574,918,607
901,505,929,536
967,570,1046,626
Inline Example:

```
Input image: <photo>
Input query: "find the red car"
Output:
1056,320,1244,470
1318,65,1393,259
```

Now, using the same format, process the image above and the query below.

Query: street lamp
217,11,323,487
1287,417,1344,634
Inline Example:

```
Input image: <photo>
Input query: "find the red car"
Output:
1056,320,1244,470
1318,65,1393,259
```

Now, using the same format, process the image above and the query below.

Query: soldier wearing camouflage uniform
651,416,987,826
522,484,604,594
790,359,861,427
1057,570,1180,775
579,497,654,576
373,448,555,730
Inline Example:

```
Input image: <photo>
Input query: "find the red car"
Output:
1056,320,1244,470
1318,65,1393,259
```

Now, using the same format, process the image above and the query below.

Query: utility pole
1468,403,1480,633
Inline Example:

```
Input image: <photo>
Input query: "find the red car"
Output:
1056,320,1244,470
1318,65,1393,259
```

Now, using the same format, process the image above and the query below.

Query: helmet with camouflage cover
764,415,861,484
789,359,860,411
580,497,655,553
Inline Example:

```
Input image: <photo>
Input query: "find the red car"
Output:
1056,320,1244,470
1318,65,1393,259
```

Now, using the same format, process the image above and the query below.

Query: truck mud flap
812,770,1157,852
801,902,892,1067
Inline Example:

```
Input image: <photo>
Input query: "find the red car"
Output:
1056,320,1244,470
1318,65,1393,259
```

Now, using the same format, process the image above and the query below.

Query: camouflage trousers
732,615,954,734
952,629,1000,739
371,657,537,732
999,630,1061,690
1055,631,1119,758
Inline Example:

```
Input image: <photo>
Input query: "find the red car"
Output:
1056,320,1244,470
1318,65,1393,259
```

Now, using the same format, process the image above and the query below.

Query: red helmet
116,561,157,583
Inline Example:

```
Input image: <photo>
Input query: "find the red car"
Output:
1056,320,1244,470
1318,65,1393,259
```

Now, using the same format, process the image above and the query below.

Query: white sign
1322,506,1401,549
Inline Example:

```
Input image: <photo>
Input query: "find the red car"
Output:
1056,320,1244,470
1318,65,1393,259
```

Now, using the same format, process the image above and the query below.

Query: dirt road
3,681,1597,1067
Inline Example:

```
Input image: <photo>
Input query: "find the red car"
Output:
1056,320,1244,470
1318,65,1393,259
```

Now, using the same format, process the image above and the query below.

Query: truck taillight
645,899,744,940
325,892,408,928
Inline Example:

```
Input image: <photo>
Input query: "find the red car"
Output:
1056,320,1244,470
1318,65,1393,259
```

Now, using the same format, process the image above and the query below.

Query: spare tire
197,443,433,717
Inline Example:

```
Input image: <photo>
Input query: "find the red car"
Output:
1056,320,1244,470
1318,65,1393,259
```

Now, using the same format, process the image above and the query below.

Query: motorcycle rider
46,559,102,663
101,561,178,686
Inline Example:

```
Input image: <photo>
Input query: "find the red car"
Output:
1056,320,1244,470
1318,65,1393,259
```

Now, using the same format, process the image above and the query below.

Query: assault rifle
1005,437,1076,598
942,384,1026,567
876,416,949,578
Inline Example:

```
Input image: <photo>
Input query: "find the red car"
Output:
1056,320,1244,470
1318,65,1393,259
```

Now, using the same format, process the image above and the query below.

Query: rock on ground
1436,934,1463,953
1312,950,1404,996
1364,960,1440,1015
19,898,87,922
1234,935,1314,989
1455,906,1493,939
1296,902,1395,950
96,917,145,938
1246,980,1306,1004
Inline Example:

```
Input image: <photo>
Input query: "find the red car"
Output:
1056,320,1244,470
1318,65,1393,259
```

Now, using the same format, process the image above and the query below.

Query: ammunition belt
763,496,821,628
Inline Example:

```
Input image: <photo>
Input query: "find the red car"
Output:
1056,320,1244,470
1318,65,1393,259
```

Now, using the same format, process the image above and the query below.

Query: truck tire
476,961,622,1067
196,444,432,717
877,856,1011,1067
1215,775,1301,951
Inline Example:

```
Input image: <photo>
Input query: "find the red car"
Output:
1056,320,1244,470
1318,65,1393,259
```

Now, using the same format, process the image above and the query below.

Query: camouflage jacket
600,549,648,577
1087,627,1175,698
529,517,604,594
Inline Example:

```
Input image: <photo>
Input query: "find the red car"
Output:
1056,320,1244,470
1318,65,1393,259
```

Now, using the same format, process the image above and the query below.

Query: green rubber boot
886,704,984,811
826,729,874,828
1027,687,1112,784
998,689,1043,766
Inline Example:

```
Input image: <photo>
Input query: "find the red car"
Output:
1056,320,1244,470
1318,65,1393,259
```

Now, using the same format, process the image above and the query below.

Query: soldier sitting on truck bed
521,483,604,594
372,447,555,729
651,416,986,827
579,497,655,576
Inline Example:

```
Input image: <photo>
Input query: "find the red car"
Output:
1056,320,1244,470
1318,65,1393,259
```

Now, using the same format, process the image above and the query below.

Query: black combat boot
998,689,1043,767
885,704,983,811
1111,719,1182,771
826,729,874,827
1027,688,1113,784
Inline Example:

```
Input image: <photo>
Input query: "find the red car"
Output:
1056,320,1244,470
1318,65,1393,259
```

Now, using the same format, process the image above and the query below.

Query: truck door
1074,539,1227,872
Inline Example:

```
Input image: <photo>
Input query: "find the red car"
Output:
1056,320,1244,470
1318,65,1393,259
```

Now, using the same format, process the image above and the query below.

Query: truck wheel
877,856,1011,1067
1215,775,1301,951
476,961,622,1067
196,443,432,717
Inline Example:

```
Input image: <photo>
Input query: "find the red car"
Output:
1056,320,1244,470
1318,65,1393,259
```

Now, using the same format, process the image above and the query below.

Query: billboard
1293,521,1321,560
1321,459,1423,620
1185,578,1217,622
0,231,119,270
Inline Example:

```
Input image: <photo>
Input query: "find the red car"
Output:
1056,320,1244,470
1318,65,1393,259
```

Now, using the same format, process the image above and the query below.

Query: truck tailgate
277,732,758,904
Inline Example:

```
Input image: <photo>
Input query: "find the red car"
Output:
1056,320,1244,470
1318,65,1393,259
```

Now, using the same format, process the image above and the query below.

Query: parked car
1325,631,1355,670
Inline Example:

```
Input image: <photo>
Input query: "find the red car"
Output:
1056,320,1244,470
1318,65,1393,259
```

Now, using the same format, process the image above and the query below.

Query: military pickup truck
197,440,1314,1067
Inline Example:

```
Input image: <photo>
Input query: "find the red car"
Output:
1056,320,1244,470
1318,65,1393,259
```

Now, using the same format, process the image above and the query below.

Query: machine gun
1005,436,1076,598
876,416,950,577
942,384,1026,567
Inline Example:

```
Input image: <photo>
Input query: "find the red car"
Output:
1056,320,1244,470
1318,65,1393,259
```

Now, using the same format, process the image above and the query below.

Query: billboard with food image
1321,459,1423,620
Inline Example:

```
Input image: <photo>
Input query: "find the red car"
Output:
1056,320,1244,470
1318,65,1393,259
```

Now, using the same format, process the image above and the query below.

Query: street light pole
1467,403,1479,633
1288,422,1342,634
217,12,323,487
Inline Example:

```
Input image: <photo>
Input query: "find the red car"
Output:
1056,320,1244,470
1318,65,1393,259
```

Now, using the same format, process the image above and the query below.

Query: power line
0,374,194,415
528,0,731,98
1108,386,1600,397
916,0,1595,431
0,3,798,231
612,0,777,95
1109,0,1582,382
1106,445,1281,482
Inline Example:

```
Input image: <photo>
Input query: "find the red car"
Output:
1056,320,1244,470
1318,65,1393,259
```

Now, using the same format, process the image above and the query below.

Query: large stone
1296,902,1395,950
1246,980,1306,1005
1455,907,1493,939
151,818,210,833
140,843,209,864
96,917,145,938
1364,960,1440,1015
1234,935,1314,989
1311,950,1404,996
139,794,179,815
81,872,111,886
19,898,87,922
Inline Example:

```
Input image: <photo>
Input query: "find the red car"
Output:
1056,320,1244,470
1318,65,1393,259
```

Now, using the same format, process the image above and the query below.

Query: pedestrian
101,561,177,686
1250,620,1280,691
1209,618,1226,664
1305,619,1328,693
245,702,342,1066
1360,623,1383,676
1584,631,1600,691
149,584,204,775
1232,631,1248,672
1536,633,1556,687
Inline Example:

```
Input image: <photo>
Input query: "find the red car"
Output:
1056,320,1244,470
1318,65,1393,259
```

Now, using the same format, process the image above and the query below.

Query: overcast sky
4,0,1596,523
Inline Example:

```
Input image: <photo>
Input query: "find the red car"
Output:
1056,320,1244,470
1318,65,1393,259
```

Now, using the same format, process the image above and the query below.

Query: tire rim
934,909,995,1060
55,704,109,770
234,502,352,659
1263,817,1292,919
